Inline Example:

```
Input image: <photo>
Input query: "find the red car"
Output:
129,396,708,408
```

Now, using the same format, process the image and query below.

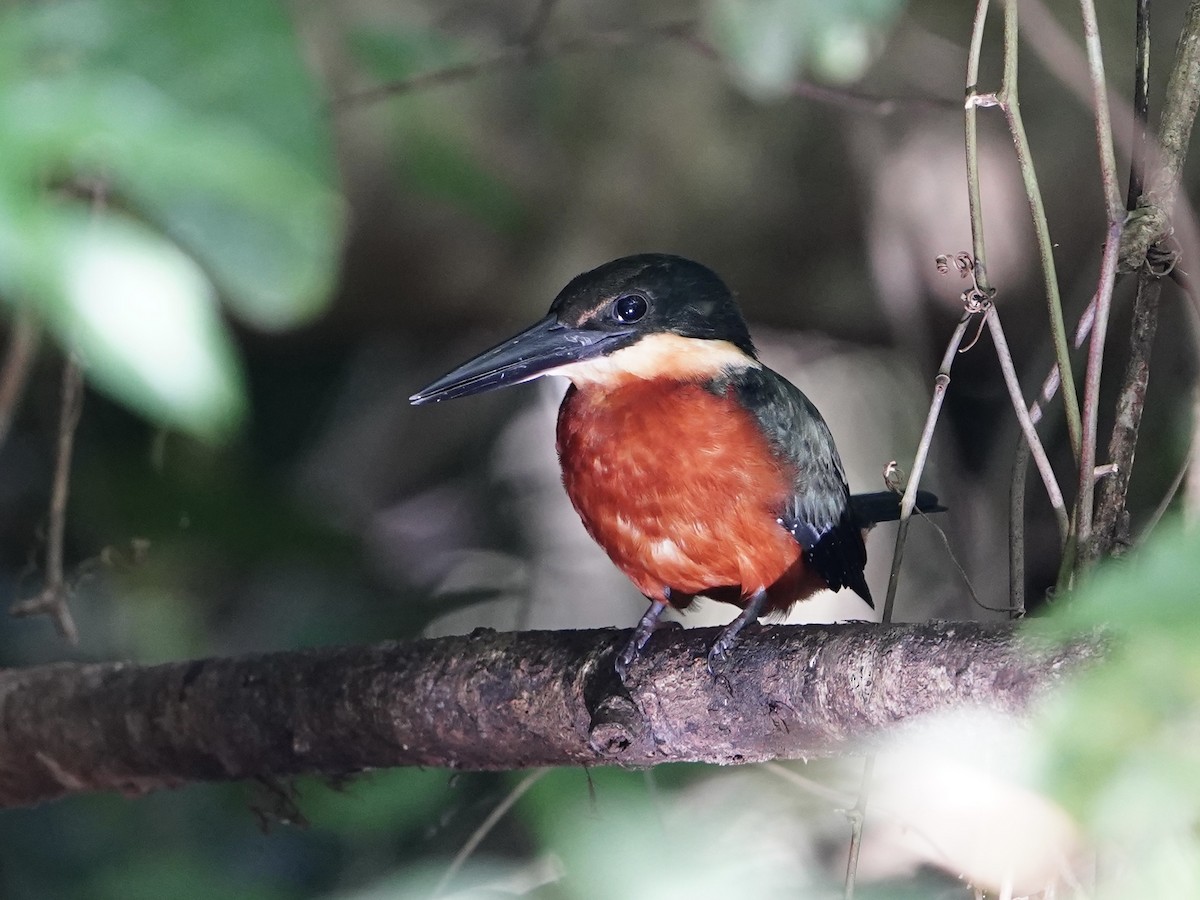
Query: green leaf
35,211,247,441
1029,520,1200,892
0,0,343,331
0,0,343,436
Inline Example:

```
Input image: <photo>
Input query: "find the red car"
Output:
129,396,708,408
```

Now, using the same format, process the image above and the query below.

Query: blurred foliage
708,0,906,96
1031,519,1200,897
0,0,342,440
0,0,1196,898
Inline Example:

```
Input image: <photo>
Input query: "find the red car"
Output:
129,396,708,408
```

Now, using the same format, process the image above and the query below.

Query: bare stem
0,308,40,450
843,756,875,900
762,762,856,809
964,0,993,291
881,314,973,624
1127,0,1151,210
335,20,696,108
1073,0,1127,573
987,310,1071,543
433,769,548,897
1009,437,1029,617
999,0,1082,462
10,354,83,643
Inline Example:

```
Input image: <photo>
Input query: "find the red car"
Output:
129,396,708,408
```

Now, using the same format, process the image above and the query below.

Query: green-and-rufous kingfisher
411,254,940,676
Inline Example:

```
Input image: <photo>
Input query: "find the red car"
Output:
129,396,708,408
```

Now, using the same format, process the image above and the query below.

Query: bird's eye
613,294,648,324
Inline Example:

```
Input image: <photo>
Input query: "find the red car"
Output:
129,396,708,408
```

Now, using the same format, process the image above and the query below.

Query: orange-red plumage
556,377,826,615
410,254,906,672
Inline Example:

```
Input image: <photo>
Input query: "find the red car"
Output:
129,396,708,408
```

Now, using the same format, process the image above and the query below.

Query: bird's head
410,254,757,405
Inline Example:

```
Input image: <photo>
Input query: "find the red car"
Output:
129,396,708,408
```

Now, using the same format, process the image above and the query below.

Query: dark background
0,0,1197,896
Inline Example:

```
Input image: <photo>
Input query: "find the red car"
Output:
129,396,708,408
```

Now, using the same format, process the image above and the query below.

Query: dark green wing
716,365,872,607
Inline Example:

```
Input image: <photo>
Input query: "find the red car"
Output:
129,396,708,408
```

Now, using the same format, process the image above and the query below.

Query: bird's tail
848,490,946,529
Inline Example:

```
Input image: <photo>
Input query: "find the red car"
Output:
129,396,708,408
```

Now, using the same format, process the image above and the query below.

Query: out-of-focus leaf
1030,520,1200,896
30,211,247,441
0,0,342,436
0,0,342,326
519,768,814,898
706,0,905,98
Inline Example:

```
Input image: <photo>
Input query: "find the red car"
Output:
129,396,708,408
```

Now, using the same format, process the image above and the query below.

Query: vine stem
881,314,972,623
963,0,1075,559
1074,0,1126,573
0,309,39,450
998,0,1082,463
432,769,548,898
987,310,1071,542
964,0,992,290
9,355,83,643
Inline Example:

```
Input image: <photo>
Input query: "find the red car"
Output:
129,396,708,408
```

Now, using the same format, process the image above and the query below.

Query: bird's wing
718,366,872,607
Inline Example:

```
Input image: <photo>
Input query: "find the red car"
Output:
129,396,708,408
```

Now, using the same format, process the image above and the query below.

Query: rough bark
0,622,1103,808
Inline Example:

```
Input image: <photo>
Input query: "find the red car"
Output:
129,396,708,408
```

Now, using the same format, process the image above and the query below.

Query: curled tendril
935,251,995,351
1147,235,1181,277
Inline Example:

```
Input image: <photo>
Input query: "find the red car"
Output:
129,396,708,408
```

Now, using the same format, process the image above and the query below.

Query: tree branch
0,622,1103,809
334,20,696,109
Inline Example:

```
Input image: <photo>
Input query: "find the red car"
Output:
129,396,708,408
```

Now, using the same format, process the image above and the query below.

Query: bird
410,254,942,676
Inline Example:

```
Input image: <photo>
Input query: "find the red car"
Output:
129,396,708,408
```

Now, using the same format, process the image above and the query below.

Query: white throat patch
546,333,759,387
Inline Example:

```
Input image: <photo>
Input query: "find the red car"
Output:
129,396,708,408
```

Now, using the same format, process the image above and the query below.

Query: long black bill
409,315,633,405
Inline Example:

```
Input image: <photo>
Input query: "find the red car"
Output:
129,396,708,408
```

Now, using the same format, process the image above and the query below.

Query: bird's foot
705,632,737,677
704,587,769,678
615,599,672,680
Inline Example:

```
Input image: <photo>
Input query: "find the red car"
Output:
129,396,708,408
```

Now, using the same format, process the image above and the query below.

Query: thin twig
1019,0,1137,163
1127,0,1151,211
1074,0,1126,571
858,312,975,898
964,0,993,293
335,20,696,109
338,15,956,119
920,512,1001,613
1009,437,1029,617
432,769,547,898
1142,434,1190,540
963,0,1076,583
0,308,40,450
987,310,1071,543
835,17,988,897
1188,386,1200,519
881,314,973,623
843,756,874,900
762,762,856,809
1142,414,1195,538
10,355,83,643
682,35,958,117
997,0,1082,462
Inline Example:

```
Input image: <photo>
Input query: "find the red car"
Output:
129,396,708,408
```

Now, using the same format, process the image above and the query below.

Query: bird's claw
614,643,638,682
705,640,732,678
615,599,674,680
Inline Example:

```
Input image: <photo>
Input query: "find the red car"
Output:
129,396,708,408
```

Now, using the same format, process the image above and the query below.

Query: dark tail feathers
849,490,945,529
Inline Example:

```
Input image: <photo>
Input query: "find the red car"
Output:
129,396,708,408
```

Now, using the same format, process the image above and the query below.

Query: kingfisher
411,254,939,675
